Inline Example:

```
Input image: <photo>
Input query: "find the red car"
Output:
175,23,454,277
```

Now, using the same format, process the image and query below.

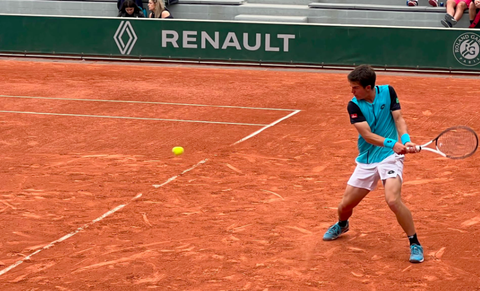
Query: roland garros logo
453,32,480,66
114,21,138,55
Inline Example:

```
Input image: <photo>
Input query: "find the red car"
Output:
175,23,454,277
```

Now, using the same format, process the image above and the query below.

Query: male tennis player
323,65,424,263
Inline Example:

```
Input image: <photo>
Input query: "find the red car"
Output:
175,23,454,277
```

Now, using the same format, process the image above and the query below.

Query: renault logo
114,21,138,55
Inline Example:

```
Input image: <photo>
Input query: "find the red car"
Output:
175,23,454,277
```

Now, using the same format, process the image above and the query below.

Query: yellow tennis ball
172,146,184,156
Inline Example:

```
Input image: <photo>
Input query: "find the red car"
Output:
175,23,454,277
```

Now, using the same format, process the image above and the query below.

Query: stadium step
235,14,308,22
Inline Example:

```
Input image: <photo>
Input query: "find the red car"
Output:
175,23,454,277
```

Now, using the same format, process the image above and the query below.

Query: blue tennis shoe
323,222,349,241
409,244,424,263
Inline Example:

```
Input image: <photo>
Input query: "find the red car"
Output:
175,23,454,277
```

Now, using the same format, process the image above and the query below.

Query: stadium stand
0,0,472,28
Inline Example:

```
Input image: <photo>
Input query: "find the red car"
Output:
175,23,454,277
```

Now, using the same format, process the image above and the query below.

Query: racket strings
436,128,479,158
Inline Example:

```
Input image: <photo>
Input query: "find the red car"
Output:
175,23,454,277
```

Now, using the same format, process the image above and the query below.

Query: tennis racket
412,126,478,159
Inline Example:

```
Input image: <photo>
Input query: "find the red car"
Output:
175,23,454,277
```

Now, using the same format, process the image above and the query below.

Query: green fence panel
1,14,479,71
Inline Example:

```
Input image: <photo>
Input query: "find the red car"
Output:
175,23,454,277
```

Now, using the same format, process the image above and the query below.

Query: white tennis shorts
347,154,404,191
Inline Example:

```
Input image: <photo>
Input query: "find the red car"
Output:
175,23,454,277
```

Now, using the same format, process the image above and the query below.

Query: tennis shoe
409,244,424,263
323,222,349,241
407,0,418,6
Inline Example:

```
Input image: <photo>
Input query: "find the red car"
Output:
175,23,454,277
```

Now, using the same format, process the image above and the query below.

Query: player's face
349,81,370,100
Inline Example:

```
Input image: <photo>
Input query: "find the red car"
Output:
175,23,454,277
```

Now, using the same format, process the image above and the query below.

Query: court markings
0,95,301,277
0,95,299,127
0,110,269,126
233,110,300,145
0,95,297,111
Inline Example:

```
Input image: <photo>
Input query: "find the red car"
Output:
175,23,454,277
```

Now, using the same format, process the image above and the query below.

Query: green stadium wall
1,14,480,71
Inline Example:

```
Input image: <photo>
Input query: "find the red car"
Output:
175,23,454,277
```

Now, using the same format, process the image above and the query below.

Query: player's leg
323,186,370,241
323,162,377,241
384,176,416,236
338,185,370,222
384,176,423,263
380,155,424,263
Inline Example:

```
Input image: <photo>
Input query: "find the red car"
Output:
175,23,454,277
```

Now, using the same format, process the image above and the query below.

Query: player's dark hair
348,65,376,89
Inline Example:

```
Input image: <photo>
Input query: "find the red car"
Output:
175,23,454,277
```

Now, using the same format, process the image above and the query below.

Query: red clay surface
0,59,479,290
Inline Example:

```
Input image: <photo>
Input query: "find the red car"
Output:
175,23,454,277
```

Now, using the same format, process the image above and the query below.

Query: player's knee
385,197,402,213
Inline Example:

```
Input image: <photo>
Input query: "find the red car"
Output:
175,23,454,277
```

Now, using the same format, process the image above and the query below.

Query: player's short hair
348,65,376,89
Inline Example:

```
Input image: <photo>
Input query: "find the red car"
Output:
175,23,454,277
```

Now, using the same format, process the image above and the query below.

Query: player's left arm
389,86,417,152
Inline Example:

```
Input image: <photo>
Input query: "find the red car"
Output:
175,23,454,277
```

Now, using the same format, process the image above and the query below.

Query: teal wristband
383,138,396,149
401,133,411,145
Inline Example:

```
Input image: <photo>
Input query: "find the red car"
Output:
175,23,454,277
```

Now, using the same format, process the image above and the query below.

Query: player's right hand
404,141,419,153
393,142,407,155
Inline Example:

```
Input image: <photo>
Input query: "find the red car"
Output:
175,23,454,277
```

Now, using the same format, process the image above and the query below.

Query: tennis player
323,65,424,263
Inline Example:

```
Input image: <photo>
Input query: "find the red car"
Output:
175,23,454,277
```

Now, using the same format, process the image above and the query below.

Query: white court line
232,110,301,145
0,193,143,277
0,107,301,278
0,158,210,277
0,95,297,112
0,110,267,126
152,158,209,188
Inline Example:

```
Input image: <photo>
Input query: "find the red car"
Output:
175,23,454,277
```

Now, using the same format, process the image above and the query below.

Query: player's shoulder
377,84,392,92
377,84,397,98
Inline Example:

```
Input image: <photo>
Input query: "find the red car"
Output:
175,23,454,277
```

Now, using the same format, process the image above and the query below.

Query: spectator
441,0,471,27
118,0,145,17
407,0,439,7
118,0,144,10
148,0,173,18
469,0,480,27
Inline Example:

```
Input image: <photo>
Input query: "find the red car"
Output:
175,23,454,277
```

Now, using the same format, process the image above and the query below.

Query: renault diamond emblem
114,21,138,55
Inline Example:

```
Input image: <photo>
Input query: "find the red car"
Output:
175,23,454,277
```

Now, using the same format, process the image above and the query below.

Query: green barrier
1,14,479,71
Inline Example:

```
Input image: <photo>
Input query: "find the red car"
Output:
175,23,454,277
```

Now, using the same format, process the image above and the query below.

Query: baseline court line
0,110,268,126
0,95,297,112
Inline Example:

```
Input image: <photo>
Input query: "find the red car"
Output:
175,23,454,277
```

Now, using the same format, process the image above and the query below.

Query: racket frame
415,126,478,159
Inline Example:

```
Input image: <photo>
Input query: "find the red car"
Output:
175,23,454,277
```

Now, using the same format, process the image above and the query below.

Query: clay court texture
0,59,479,290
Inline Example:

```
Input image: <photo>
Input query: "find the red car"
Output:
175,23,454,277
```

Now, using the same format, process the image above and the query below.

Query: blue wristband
383,138,396,149
401,133,411,145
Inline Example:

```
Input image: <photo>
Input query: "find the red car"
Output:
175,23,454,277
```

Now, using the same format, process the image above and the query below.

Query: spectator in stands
441,0,471,27
407,0,438,7
148,0,173,18
469,0,480,27
118,0,145,17
118,0,144,11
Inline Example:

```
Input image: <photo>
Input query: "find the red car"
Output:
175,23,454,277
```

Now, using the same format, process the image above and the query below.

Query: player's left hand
404,141,418,153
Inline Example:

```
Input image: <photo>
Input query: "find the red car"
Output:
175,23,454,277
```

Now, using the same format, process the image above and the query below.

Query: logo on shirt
388,170,395,174
351,113,357,118
453,32,480,67
396,98,399,103
381,104,385,109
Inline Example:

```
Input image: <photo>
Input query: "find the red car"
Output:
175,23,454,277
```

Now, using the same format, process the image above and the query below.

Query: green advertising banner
1,14,479,71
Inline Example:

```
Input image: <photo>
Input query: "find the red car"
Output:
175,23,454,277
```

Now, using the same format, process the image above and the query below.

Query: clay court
0,59,479,290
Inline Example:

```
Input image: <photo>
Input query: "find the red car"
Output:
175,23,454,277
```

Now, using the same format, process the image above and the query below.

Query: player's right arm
348,101,406,154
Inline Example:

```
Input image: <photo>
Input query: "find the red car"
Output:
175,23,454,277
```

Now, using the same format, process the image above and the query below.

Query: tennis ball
172,146,184,156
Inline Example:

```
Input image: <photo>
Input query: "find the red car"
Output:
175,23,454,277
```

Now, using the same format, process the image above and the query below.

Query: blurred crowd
117,0,175,18
408,0,480,28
